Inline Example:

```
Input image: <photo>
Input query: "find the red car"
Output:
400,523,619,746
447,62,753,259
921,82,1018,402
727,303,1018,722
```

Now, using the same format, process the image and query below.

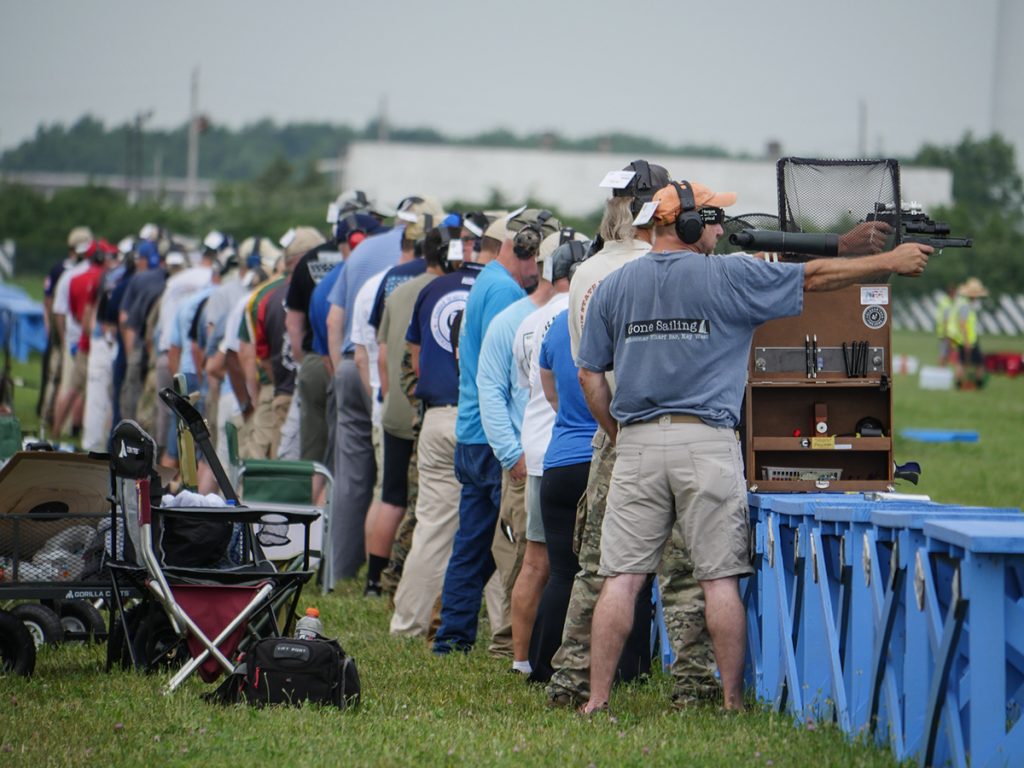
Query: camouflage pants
381,436,419,597
546,428,718,704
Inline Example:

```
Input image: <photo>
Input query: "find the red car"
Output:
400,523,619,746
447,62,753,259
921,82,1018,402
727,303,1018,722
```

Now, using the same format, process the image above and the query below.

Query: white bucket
919,365,954,390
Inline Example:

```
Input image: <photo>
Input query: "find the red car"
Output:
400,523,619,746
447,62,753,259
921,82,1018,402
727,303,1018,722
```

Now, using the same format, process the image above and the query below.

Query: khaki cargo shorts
599,415,751,582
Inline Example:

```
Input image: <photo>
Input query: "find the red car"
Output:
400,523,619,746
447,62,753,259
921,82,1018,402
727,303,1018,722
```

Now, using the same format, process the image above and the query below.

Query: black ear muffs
437,225,453,273
672,181,704,244
566,239,586,281
513,210,553,260
627,160,654,218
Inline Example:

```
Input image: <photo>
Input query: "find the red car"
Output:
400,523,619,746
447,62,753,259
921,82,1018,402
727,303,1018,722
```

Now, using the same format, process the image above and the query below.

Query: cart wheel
12,603,63,648
56,600,107,644
133,610,186,671
0,609,36,677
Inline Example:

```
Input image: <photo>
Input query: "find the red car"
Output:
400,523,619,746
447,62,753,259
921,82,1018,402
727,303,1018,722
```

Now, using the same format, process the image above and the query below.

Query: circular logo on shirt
430,290,469,353
862,305,887,330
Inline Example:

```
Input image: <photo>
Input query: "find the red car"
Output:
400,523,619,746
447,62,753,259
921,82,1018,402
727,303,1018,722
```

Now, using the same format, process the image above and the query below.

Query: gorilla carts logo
430,290,470,353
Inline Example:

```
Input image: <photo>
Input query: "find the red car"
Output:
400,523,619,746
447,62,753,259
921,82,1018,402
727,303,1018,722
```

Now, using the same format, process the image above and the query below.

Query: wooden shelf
749,479,893,493
748,379,886,388
751,437,891,452
744,286,895,489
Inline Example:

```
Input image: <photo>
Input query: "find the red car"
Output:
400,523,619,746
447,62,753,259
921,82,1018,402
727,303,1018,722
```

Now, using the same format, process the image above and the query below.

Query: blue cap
442,212,462,229
334,213,386,242
137,240,160,269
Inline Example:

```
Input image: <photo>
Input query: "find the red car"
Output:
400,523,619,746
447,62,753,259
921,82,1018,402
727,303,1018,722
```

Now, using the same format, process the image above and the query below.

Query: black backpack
214,636,360,709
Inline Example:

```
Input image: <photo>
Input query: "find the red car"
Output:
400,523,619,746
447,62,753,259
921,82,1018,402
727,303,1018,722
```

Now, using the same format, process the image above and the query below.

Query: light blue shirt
455,260,526,445
477,296,535,470
327,226,400,353
169,287,213,376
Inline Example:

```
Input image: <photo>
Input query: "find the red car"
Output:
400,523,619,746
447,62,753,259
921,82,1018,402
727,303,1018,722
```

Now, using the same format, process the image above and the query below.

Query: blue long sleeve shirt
455,260,526,445
476,296,535,469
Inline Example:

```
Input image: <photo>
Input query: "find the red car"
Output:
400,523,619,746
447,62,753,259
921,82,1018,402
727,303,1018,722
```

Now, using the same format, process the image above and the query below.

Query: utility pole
185,67,200,209
377,95,389,142
127,110,152,205
857,99,867,157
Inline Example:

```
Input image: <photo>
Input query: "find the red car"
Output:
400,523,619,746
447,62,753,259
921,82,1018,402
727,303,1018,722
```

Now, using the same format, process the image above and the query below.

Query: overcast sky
0,0,1018,161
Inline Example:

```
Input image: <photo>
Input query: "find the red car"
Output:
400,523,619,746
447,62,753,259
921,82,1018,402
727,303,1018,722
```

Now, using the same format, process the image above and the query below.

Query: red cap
305,607,320,618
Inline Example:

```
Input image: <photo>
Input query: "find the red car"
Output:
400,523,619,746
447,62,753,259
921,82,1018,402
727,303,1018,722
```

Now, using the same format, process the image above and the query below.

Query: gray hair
598,197,638,243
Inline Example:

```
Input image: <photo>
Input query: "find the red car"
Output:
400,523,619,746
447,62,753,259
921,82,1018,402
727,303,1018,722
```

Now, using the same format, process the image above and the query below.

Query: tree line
0,115,731,182
0,121,1020,298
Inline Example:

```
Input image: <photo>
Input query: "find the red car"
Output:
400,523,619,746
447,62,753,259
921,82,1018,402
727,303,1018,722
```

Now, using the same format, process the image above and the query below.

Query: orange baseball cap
652,181,737,226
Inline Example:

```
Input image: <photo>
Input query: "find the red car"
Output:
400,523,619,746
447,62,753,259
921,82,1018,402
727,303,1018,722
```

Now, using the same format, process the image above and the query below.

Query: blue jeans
433,442,503,654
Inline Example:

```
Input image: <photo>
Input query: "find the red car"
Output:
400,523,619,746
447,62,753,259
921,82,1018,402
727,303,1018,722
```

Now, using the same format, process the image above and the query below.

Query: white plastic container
918,365,954,390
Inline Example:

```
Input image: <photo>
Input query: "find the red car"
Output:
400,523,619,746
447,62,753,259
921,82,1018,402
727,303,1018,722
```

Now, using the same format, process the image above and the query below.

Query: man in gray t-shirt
576,178,932,715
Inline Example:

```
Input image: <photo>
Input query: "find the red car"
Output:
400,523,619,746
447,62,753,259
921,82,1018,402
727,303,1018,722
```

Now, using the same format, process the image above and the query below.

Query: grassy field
2,276,1021,765
1,581,903,768
890,331,1024,509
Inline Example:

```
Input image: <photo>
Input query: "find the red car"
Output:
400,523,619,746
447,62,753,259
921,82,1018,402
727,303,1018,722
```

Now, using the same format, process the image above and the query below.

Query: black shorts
959,344,983,366
381,431,414,506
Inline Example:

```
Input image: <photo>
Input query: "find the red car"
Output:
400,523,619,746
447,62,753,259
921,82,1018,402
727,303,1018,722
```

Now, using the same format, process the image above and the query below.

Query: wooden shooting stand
745,284,893,492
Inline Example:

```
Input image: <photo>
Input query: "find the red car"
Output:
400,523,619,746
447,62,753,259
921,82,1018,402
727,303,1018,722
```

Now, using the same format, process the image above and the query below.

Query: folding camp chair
224,420,334,592
106,392,319,693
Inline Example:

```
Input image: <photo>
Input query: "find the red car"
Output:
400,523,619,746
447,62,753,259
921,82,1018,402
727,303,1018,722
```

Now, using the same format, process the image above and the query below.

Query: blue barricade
749,492,871,718
867,506,1020,763
747,492,1023,767
919,519,1024,768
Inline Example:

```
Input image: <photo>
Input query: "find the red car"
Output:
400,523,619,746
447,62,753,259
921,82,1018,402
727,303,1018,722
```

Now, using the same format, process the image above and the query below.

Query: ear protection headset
553,227,588,282
558,227,586,266
397,195,425,215
513,210,553,260
462,211,489,238
246,236,262,269
671,181,705,244
339,213,367,249
626,160,654,218
437,225,456,273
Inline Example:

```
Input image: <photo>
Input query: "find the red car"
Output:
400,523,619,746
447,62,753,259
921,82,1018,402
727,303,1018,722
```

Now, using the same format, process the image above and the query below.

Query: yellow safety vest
964,304,979,346
945,297,966,345
934,294,952,339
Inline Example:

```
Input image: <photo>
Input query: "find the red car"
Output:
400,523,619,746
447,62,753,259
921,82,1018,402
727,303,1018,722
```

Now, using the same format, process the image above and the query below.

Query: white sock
512,660,533,674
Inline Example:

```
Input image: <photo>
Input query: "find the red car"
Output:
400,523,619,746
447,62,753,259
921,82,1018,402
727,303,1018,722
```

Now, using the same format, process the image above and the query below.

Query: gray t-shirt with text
576,251,804,427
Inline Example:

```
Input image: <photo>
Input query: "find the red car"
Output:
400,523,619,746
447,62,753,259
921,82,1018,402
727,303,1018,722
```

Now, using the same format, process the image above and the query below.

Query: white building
326,141,953,220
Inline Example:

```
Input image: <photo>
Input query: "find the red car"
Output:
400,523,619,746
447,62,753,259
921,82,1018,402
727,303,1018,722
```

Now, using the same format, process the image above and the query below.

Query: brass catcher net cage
775,157,902,261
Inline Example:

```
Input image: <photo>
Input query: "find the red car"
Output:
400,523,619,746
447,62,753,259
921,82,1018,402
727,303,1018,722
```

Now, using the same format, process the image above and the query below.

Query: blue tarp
900,428,980,443
0,283,47,361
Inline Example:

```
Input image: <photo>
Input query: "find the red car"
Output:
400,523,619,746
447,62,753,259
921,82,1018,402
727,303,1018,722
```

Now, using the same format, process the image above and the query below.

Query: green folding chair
223,421,333,593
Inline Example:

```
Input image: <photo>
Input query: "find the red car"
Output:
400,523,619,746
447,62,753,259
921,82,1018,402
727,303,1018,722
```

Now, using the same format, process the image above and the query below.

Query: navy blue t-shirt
407,263,482,408
368,258,426,331
539,310,597,469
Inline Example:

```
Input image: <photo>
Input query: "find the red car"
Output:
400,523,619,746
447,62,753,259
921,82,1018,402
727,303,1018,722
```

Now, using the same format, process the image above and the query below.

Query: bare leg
363,499,384,556
51,388,74,437
583,572,646,712
369,501,405,558
700,576,746,710
511,541,549,663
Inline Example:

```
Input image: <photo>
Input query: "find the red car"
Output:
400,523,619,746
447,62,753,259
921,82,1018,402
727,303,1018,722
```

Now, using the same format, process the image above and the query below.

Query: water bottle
295,607,324,640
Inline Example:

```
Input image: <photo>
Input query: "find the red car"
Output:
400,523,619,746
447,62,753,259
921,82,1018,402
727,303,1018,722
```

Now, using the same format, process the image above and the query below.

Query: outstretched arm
803,242,931,292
